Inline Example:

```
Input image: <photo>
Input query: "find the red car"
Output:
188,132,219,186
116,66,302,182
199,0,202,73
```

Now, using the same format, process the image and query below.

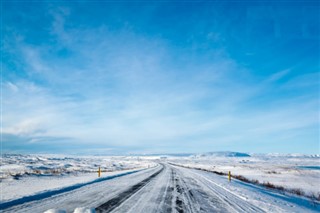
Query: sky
1,0,319,155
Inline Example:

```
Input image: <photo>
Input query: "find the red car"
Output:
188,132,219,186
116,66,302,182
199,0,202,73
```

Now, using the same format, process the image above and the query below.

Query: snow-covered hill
193,151,251,158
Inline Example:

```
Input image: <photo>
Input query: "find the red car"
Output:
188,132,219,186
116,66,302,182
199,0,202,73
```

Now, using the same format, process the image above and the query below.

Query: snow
73,207,95,213
82,164,319,213
176,165,319,212
167,154,320,198
44,209,66,213
1,153,319,213
2,165,162,212
0,154,155,202
43,208,95,213
1,169,138,202
0,154,153,179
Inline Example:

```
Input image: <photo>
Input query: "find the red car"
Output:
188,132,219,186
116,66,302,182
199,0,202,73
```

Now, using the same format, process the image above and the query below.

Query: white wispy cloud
3,5,319,154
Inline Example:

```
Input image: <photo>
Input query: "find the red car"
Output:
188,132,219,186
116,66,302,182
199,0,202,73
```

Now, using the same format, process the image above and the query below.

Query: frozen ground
1,153,319,213
166,152,320,198
0,154,155,202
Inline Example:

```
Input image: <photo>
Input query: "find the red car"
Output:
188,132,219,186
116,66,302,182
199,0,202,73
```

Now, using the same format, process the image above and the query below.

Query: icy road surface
2,163,319,213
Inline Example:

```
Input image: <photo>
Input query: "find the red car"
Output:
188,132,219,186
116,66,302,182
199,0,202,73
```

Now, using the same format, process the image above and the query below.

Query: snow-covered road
2,163,319,213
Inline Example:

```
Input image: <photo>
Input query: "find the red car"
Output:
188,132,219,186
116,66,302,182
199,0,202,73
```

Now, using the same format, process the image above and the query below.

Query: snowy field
166,152,320,199
1,153,319,213
0,154,155,202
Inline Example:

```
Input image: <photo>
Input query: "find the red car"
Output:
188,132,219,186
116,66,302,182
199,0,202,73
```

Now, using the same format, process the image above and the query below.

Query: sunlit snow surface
1,153,319,213
0,154,155,202
168,153,320,197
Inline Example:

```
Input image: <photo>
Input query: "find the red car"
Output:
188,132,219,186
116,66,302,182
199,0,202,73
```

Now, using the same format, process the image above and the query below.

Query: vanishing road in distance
2,163,318,213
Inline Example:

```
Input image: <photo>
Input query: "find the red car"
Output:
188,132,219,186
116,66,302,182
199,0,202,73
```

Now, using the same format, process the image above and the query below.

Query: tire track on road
185,167,266,213
172,166,228,213
95,165,164,213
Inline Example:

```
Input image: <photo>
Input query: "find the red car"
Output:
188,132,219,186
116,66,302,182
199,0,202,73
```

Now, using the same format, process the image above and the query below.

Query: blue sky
2,1,319,154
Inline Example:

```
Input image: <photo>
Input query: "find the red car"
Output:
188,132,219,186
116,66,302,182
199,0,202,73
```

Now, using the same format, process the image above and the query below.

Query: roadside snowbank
1,154,155,202
168,155,320,198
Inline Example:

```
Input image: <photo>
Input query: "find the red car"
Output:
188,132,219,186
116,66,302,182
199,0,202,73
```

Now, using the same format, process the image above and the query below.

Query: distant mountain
195,151,250,157
251,153,320,158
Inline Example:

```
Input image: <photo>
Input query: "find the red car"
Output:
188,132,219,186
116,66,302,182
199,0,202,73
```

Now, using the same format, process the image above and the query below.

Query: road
3,163,318,213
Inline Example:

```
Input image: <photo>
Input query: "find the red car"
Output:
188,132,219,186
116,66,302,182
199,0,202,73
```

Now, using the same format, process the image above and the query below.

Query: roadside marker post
228,171,231,182
98,167,101,177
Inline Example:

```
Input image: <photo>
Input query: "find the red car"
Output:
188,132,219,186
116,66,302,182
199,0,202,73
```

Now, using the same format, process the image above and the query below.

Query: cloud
267,68,291,82
4,119,46,136
2,3,319,154
6,82,19,92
